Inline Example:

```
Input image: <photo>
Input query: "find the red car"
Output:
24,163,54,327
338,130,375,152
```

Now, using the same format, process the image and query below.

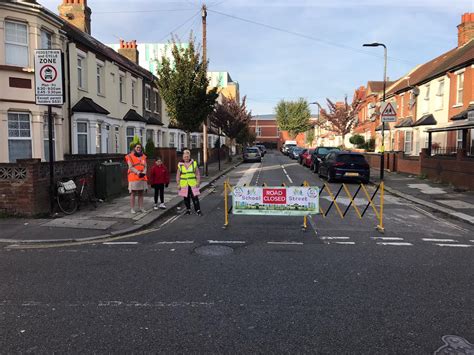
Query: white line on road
280,165,294,184
333,242,355,245
320,237,350,240
435,243,472,248
208,240,246,244
157,241,194,244
267,241,304,245
376,242,413,246
371,237,404,241
422,238,458,243
103,242,139,245
236,163,260,186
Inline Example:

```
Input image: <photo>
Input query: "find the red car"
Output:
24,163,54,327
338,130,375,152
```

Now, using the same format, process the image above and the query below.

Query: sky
40,0,474,115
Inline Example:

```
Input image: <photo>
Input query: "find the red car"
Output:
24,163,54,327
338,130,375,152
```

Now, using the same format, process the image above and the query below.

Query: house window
436,79,444,110
256,127,262,137
146,129,154,145
156,130,161,147
169,133,175,148
456,130,463,148
154,91,160,113
96,62,104,95
456,72,464,105
8,112,32,162
77,122,88,154
404,131,412,154
43,119,55,162
126,127,135,150
139,129,145,145
96,123,102,153
191,135,197,149
40,29,52,49
77,55,86,89
423,84,430,114
119,74,125,102
145,86,151,111
181,134,185,151
131,80,136,106
5,21,28,67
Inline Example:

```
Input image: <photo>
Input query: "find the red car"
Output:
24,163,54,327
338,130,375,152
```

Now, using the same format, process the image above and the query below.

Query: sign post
34,49,64,213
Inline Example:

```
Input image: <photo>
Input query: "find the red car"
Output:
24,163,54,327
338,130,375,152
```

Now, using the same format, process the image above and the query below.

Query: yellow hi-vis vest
179,160,198,188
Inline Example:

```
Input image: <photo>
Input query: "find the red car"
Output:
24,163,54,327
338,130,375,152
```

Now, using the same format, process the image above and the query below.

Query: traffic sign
34,50,63,105
381,102,397,122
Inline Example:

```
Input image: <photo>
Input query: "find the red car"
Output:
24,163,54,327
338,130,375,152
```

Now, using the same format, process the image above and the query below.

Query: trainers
185,209,191,215
131,208,137,214
159,203,166,209
140,208,147,213
196,210,203,216
153,204,158,211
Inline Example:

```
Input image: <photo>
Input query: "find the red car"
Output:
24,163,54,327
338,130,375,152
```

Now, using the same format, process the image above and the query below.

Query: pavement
0,158,242,244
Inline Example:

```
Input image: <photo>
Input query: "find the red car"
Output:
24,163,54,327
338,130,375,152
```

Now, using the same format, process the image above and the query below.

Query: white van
281,140,297,155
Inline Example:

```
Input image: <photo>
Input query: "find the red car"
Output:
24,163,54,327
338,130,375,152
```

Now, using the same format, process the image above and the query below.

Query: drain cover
195,245,234,256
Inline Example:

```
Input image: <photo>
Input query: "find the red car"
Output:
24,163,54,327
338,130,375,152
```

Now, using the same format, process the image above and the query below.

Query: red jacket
150,164,170,185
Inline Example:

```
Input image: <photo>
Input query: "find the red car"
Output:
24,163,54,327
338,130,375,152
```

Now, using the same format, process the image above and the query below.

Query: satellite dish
411,87,420,96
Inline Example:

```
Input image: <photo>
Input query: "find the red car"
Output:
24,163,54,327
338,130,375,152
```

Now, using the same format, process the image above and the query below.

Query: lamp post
363,42,387,181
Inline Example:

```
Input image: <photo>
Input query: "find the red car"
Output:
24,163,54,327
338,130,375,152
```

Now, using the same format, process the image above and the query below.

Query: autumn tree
156,36,218,145
317,96,362,146
275,98,312,138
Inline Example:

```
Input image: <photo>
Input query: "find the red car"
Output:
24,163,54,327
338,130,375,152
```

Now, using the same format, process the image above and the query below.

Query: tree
210,95,252,144
145,139,155,157
275,98,312,138
349,134,365,148
306,129,315,145
236,127,256,146
317,96,362,147
156,36,218,145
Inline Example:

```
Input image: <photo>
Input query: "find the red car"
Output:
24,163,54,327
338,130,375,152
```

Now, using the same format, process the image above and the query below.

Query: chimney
458,13,474,47
118,39,139,64
58,0,92,35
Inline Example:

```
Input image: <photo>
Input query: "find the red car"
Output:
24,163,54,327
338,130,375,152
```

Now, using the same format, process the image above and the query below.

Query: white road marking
377,242,413,246
320,236,350,240
435,244,472,248
103,242,139,245
267,241,304,245
470,240,474,243
280,165,294,184
208,240,246,244
422,238,458,243
333,242,355,245
236,163,260,186
371,237,404,241
157,241,194,244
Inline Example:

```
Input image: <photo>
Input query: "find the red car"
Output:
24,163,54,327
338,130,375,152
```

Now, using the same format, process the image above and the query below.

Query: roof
427,120,474,132
367,81,394,94
451,104,474,120
146,116,163,126
412,114,437,127
123,109,146,122
72,97,109,115
394,117,413,128
252,114,276,121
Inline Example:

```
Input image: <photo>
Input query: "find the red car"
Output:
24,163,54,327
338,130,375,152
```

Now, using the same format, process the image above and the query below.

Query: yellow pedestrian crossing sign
381,102,397,122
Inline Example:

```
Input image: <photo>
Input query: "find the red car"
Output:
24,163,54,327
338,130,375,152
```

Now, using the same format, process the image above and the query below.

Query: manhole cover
194,245,234,256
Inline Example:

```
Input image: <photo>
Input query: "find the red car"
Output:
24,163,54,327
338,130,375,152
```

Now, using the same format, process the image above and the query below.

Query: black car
310,147,340,173
318,151,370,183
289,147,304,160
256,144,267,156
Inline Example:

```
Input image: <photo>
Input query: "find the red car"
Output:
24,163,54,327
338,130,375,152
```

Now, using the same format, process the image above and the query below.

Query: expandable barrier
223,180,385,233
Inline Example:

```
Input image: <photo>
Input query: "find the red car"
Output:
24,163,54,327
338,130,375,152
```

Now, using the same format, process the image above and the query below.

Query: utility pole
202,3,209,176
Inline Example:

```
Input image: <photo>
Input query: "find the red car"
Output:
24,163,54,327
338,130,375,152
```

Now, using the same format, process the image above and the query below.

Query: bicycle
56,174,99,215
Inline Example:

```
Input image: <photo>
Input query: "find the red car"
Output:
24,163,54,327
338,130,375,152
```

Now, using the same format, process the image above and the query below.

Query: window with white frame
5,21,28,67
456,72,464,105
181,134,185,151
156,130,161,147
119,73,125,102
96,62,104,95
423,84,430,113
40,29,52,49
456,130,463,148
146,129,154,145
43,118,55,162
191,135,197,149
436,79,445,110
131,79,137,106
126,127,135,150
404,131,412,154
77,122,88,154
77,54,86,89
256,127,262,137
8,112,32,162
169,133,175,148
414,129,420,155
140,129,145,145
145,86,151,111
96,123,102,153
154,91,160,113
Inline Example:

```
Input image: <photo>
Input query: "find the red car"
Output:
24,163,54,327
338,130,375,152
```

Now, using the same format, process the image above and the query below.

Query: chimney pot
458,12,474,47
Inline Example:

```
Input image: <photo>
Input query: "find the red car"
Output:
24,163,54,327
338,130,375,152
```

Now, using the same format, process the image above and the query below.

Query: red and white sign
381,102,397,122
263,188,287,204
34,50,63,105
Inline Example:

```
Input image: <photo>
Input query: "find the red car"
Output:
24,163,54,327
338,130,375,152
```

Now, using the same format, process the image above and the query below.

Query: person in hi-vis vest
176,149,202,215
125,143,148,214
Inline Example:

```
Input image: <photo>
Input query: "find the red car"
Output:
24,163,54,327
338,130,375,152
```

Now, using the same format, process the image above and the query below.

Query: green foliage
236,128,256,145
156,36,218,133
349,134,365,148
129,135,141,151
365,138,375,152
275,98,312,138
306,129,315,145
145,139,155,157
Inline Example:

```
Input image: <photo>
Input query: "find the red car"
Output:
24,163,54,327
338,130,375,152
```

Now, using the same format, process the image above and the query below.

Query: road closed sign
34,50,63,105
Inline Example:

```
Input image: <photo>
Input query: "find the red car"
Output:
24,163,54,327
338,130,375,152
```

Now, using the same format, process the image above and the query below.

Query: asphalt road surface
1,150,473,353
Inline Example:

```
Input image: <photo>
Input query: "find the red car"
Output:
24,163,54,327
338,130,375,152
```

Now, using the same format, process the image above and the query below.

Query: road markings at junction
280,165,294,184
208,240,246,244
320,236,350,240
376,242,413,246
422,238,458,243
371,237,404,241
332,241,355,245
157,241,194,244
103,242,139,245
435,243,472,248
267,241,304,245
236,163,260,186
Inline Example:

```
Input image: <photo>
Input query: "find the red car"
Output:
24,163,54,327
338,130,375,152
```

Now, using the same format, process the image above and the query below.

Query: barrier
223,180,385,233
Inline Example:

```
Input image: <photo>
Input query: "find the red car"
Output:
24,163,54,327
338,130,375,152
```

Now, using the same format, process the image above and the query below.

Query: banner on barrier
232,186,319,216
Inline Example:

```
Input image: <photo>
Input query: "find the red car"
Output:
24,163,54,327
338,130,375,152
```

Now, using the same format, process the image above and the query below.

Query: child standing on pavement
150,157,170,210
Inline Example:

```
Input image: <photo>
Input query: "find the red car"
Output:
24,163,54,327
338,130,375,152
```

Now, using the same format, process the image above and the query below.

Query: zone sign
34,50,64,105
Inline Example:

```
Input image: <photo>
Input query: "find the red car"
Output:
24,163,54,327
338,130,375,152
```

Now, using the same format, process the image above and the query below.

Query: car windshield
337,154,367,164
246,148,259,153
318,147,339,155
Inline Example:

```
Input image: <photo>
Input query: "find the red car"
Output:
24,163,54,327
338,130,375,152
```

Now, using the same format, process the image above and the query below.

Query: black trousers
153,184,164,204
184,186,200,212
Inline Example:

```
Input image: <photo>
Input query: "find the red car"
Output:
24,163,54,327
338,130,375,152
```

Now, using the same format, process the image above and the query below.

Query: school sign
232,186,319,216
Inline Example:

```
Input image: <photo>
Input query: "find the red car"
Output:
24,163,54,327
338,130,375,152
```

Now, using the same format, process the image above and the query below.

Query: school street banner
232,186,319,216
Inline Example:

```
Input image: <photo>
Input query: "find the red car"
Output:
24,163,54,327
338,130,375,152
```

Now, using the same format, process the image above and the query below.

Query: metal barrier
223,180,385,233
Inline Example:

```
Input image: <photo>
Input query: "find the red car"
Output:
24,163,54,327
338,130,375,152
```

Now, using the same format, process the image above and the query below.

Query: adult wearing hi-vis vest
176,149,202,215
125,143,148,214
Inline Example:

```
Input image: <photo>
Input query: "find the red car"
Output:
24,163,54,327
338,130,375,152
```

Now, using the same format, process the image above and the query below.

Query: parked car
297,149,308,164
310,147,340,173
281,140,297,155
318,151,370,183
301,149,315,167
256,144,267,156
290,147,304,160
243,147,262,163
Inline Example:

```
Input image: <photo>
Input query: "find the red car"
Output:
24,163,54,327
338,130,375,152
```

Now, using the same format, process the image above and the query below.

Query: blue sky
42,0,474,115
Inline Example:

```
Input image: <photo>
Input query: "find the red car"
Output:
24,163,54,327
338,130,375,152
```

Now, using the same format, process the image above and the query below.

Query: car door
320,152,332,175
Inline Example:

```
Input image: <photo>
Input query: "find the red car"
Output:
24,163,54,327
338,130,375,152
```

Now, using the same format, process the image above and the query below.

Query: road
1,150,473,353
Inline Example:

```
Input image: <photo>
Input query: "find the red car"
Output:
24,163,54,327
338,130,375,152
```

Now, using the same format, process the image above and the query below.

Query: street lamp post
363,42,387,181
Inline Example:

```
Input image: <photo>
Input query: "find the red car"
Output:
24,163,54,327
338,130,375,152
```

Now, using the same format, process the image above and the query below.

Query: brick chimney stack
458,13,474,47
58,0,92,34
118,40,140,64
